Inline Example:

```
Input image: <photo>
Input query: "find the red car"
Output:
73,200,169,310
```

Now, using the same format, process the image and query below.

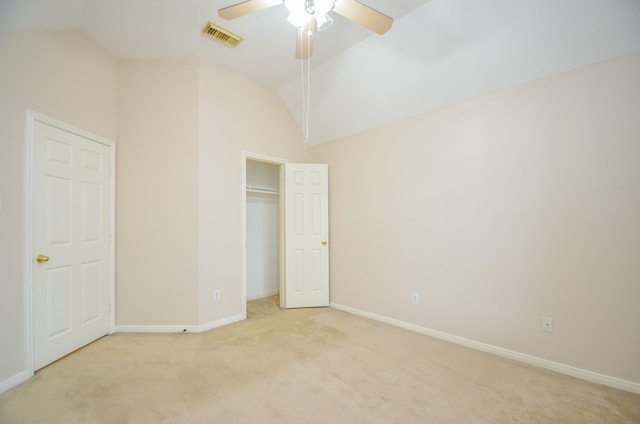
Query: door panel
33,121,111,370
81,182,102,242
284,163,329,308
81,261,101,323
46,176,72,244
45,266,72,338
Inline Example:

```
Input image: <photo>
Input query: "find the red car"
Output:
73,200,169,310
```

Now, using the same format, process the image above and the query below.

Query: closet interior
246,160,281,304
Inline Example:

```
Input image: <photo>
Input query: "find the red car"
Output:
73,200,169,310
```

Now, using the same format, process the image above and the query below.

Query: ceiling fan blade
218,0,282,20
332,0,393,34
296,18,315,59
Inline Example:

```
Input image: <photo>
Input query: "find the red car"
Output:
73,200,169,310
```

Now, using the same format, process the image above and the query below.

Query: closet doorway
242,153,285,318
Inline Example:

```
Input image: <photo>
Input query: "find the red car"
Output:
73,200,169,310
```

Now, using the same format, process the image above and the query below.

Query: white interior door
32,120,112,370
283,163,329,308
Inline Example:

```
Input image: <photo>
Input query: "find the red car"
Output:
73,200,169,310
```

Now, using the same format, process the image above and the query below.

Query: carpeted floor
1,296,639,423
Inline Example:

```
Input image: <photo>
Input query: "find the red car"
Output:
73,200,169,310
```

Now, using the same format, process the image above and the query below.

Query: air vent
201,21,243,48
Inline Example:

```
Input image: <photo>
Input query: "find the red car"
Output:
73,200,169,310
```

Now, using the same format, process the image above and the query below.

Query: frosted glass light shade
284,0,335,31
284,0,308,27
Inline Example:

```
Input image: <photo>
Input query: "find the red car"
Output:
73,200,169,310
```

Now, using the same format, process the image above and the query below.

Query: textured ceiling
2,0,640,144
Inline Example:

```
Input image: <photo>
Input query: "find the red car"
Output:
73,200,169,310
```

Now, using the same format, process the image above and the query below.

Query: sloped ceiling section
0,0,83,31
0,0,429,90
78,0,430,89
1,0,639,145
279,0,640,144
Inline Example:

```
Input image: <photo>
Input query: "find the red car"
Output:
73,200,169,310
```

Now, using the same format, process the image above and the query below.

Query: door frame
241,152,287,318
23,110,116,375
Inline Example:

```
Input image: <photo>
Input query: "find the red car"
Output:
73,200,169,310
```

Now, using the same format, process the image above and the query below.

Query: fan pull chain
300,20,312,148
303,34,311,148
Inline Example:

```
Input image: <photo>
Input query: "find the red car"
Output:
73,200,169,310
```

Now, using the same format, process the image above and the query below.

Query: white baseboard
330,302,640,395
0,370,32,395
114,314,244,334
247,290,279,301
197,314,244,333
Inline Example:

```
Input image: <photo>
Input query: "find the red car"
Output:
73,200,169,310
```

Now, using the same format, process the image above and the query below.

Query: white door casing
32,118,112,370
283,163,329,308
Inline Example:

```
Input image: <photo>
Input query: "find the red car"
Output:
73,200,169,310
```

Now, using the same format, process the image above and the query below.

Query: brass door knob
321,240,327,245
36,254,49,263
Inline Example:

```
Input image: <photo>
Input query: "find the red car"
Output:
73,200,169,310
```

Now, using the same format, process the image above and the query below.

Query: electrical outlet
213,289,221,302
411,292,420,305
542,316,553,333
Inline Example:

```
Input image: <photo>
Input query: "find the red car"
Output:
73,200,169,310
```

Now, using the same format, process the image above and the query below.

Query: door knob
321,240,327,245
36,254,49,263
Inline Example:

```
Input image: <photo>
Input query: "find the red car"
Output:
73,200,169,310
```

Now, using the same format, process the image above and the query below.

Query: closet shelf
246,185,279,195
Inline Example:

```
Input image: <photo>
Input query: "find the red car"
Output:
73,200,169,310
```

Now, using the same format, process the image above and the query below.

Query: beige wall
116,60,200,326
310,52,640,384
0,30,117,384
116,59,308,327
196,61,308,325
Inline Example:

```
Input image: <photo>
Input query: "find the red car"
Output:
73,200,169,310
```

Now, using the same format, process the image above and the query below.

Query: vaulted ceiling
2,0,639,144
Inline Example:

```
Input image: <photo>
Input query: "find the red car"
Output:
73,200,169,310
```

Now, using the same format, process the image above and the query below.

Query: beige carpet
1,296,639,423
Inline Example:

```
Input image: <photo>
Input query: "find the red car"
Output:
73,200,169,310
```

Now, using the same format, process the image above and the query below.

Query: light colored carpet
1,296,639,423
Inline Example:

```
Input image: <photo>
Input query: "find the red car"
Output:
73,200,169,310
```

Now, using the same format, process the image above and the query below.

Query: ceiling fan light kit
216,0,394,145
218,0,393,58
284,0,335,31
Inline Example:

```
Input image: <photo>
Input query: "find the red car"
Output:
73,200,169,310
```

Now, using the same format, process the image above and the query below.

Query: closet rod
246,186,279,195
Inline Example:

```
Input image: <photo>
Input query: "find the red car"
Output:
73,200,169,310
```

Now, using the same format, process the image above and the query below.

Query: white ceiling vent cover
201,21,243,48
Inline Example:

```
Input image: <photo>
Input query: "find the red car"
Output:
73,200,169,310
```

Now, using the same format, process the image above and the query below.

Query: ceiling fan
218,0,393,59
